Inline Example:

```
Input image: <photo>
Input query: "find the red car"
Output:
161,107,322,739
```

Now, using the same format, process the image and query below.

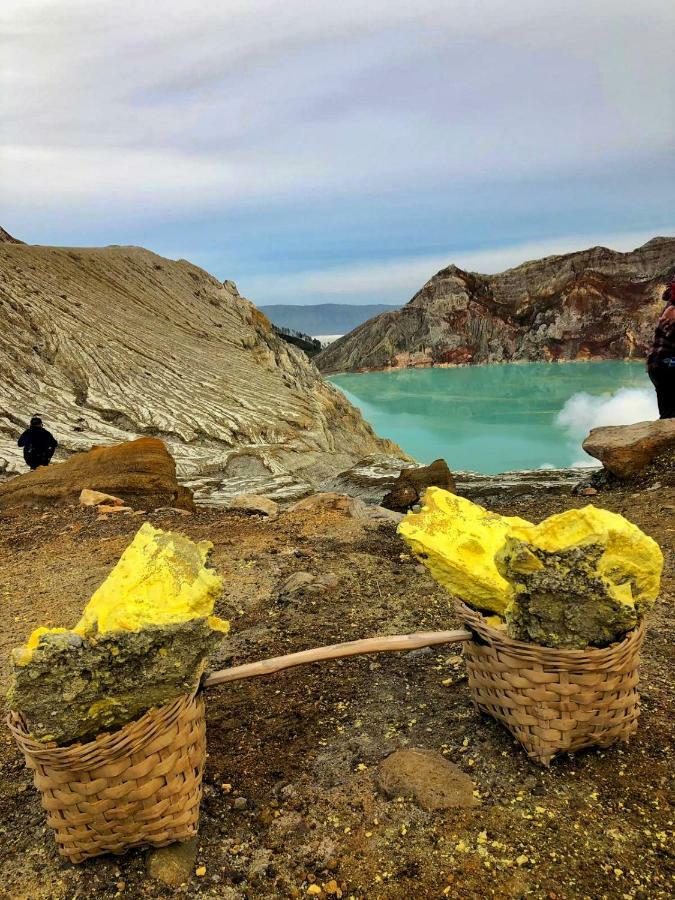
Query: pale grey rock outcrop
0,237,407,494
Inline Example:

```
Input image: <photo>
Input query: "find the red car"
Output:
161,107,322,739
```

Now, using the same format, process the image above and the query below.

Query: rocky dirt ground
0,483,672,900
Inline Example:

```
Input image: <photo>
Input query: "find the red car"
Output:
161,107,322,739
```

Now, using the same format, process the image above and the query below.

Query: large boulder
0,437,194,511
582,419,675,477
381,459,455,511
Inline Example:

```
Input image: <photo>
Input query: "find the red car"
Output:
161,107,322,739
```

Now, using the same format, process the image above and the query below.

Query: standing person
17,416,58,470
647,281,675,419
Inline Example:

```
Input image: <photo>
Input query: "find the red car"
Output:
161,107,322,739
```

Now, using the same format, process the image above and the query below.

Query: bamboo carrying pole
203,628,472,688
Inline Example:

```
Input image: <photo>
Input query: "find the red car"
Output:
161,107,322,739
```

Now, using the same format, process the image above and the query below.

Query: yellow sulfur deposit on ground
399,488,663,648
10,523,229,743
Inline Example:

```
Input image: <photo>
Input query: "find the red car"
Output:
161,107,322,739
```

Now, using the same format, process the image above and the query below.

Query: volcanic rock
0,237,406,498
582,419,675,477
316,238,675,372
377,749,478,811
381,458,455,511
146,839,198,887
79,488,124,507
287,492,358,516
0,437,193,511
229,494,279,517
8,523,228,744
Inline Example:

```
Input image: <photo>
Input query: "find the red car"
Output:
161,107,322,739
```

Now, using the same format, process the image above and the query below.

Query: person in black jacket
647,280,675,418
17,416,58,470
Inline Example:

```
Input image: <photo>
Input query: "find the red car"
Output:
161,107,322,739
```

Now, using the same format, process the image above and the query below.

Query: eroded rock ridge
316,238,675,372
0,235,404,496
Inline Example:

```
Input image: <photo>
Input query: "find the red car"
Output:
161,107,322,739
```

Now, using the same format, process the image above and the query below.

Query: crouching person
18,416,58,470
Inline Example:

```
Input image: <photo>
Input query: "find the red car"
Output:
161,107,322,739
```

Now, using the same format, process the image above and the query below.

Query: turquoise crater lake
329,361,655,474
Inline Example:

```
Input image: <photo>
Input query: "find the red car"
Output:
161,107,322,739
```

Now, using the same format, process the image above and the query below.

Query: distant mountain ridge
259,303,400,335
316,238,675,373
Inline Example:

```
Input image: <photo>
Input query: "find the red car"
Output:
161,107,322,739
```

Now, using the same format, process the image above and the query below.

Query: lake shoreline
325,355,648,378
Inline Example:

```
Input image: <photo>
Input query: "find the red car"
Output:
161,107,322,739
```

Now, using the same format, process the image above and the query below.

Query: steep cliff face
0,237,404,498
316,238,675,373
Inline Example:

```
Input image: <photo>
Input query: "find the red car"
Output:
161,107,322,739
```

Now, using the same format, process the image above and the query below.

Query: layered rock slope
0,235,403,498
316,238,675,373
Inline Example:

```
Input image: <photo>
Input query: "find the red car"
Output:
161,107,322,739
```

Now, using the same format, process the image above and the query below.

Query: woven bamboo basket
455,601,645,765
8,689,206,863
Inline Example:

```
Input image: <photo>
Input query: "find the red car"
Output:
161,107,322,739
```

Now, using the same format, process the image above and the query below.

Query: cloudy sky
2,0,674,305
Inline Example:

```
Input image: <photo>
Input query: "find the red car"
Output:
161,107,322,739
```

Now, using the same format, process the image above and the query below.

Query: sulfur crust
397,489,531,614
510,506,662,610
398,488,663,626
16,523,229,666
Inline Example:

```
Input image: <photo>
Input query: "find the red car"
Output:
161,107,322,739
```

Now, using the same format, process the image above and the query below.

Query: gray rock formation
0,235,406,495
316,238,675,372
8,620,222,745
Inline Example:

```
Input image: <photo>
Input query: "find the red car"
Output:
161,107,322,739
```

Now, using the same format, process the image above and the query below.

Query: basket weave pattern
8,690,206,863
456,602,644,765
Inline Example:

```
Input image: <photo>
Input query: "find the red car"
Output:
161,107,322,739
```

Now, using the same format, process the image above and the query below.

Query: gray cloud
2,1,673,212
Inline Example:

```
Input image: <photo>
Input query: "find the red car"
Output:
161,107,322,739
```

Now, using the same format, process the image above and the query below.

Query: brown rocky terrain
0,475,672,898
316,238,675,373
0,234,405,502
0,437,194,511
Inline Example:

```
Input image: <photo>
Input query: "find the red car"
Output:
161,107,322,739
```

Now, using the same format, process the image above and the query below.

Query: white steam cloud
556,387,658,467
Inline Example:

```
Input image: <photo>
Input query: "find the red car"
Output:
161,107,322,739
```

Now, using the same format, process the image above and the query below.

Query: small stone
233,797,247,810
97,504,134,514
230,494,279,518
287,492,354,516
195,865,206,877
146,838,198,886
281,572,316,594
79,488,124,507
377,749,478,811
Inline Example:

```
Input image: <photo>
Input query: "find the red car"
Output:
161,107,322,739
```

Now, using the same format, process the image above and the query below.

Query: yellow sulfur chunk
399,488,663,648
18,523,228,667
75,522,227,634
397,488,531,614
508,506,662,613
11,523,229,743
